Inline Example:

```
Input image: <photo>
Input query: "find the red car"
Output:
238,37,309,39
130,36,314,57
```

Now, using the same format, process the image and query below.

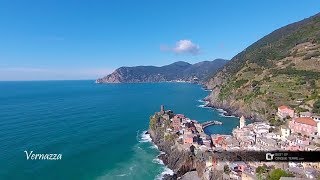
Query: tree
223,165,231,174
256,164,267,174
256,164,268,180
267,168,294,180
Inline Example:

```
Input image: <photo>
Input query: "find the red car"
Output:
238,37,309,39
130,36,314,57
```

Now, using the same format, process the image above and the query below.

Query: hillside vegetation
206,13,320,121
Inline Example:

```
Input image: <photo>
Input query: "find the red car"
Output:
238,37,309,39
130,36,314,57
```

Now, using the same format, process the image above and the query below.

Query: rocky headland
147,108,224,180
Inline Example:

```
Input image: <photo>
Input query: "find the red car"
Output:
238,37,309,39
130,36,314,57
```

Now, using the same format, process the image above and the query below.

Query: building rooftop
278,105,293,110
294,117,317,127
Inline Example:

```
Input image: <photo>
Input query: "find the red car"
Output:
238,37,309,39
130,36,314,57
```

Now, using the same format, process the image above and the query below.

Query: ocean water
0,81,239,180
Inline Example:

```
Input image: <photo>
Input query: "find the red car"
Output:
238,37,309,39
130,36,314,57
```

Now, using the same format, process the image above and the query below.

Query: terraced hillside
205,13,320,123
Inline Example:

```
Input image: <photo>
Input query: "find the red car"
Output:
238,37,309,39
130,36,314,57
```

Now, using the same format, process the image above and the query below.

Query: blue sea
0,81,239,180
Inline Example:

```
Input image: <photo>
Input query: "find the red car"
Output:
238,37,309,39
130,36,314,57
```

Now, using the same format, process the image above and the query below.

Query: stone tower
160,105,165,114
240,115,246,129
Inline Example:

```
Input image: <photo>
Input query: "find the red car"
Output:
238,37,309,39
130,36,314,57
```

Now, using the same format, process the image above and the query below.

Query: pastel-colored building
289,117,318,137
183,134,195,144
277,105,295,119
172,115,182,131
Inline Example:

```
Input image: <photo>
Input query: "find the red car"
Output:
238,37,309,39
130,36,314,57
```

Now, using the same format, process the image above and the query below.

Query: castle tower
240,115,246,129
160,105,165,114
160,105,164,111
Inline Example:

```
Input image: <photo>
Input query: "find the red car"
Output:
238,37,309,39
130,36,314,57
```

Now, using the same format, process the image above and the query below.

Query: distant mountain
205,12,320,122
96,59,228,84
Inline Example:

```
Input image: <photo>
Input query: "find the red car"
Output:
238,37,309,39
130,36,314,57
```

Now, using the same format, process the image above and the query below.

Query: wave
149,144,159,149
197,104,211,109
201,87,213,92
216,108,237,118
197,98,210,109
139,130,152,143
152,157,164,165
155,166,174,180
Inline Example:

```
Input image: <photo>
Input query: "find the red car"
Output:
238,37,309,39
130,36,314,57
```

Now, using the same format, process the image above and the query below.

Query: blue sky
0,0,319,80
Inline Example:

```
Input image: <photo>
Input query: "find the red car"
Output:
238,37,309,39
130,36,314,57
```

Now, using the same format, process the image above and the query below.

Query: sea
0,81,239,180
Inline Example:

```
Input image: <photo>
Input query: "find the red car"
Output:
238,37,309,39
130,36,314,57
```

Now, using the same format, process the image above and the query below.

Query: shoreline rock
148,127,201,180
202,92,263,122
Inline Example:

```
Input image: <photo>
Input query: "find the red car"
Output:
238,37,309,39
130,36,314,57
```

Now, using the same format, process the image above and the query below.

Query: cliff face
205,13,320,121
148,127,200,178
96,59,227,84
148,115,209,179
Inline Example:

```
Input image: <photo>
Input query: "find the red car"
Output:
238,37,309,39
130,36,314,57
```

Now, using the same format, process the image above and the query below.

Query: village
154,105,320,180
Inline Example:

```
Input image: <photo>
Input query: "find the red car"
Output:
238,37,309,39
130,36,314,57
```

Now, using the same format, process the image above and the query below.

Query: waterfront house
277,105,295,119
289,117,318,137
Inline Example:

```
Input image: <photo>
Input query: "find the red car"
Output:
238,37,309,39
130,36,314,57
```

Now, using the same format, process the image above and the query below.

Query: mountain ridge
96,59,228,84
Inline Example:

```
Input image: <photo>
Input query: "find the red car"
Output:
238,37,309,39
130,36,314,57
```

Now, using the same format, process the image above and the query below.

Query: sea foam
156,167,174,180
139,131,152,143
216,108,237,118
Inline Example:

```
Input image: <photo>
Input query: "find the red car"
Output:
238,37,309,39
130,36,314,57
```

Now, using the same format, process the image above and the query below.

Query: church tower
240,115,246,129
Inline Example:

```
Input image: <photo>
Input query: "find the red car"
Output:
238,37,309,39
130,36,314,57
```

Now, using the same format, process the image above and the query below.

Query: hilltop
205,13,320,122
96,59,227,84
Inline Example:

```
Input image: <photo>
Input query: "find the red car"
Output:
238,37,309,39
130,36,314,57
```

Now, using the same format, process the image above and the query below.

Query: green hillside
206,13,320,122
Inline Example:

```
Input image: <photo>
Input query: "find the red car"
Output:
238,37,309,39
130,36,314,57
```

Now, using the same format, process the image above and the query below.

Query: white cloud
173,40,200,54
161,39,200,55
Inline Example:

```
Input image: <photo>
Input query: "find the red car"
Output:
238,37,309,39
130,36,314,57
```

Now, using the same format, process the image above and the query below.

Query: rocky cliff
96,59,227,84
148,112,222,180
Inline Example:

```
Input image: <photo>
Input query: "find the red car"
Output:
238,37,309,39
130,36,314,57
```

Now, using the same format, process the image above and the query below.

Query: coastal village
150,105,320,180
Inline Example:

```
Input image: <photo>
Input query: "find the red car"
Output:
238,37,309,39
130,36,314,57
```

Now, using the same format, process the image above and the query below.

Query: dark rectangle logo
210,151,320,162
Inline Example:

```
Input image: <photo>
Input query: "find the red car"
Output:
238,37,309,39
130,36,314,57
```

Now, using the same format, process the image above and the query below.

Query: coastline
150,86,241,179
200,96,237,118
141,131,175,180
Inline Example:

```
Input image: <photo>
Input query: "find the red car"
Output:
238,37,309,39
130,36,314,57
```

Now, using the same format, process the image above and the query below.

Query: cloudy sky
0,0,319,80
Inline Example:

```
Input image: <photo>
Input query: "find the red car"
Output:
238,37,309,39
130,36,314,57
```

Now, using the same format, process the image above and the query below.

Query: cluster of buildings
157,105,320,179
165,112,213,152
